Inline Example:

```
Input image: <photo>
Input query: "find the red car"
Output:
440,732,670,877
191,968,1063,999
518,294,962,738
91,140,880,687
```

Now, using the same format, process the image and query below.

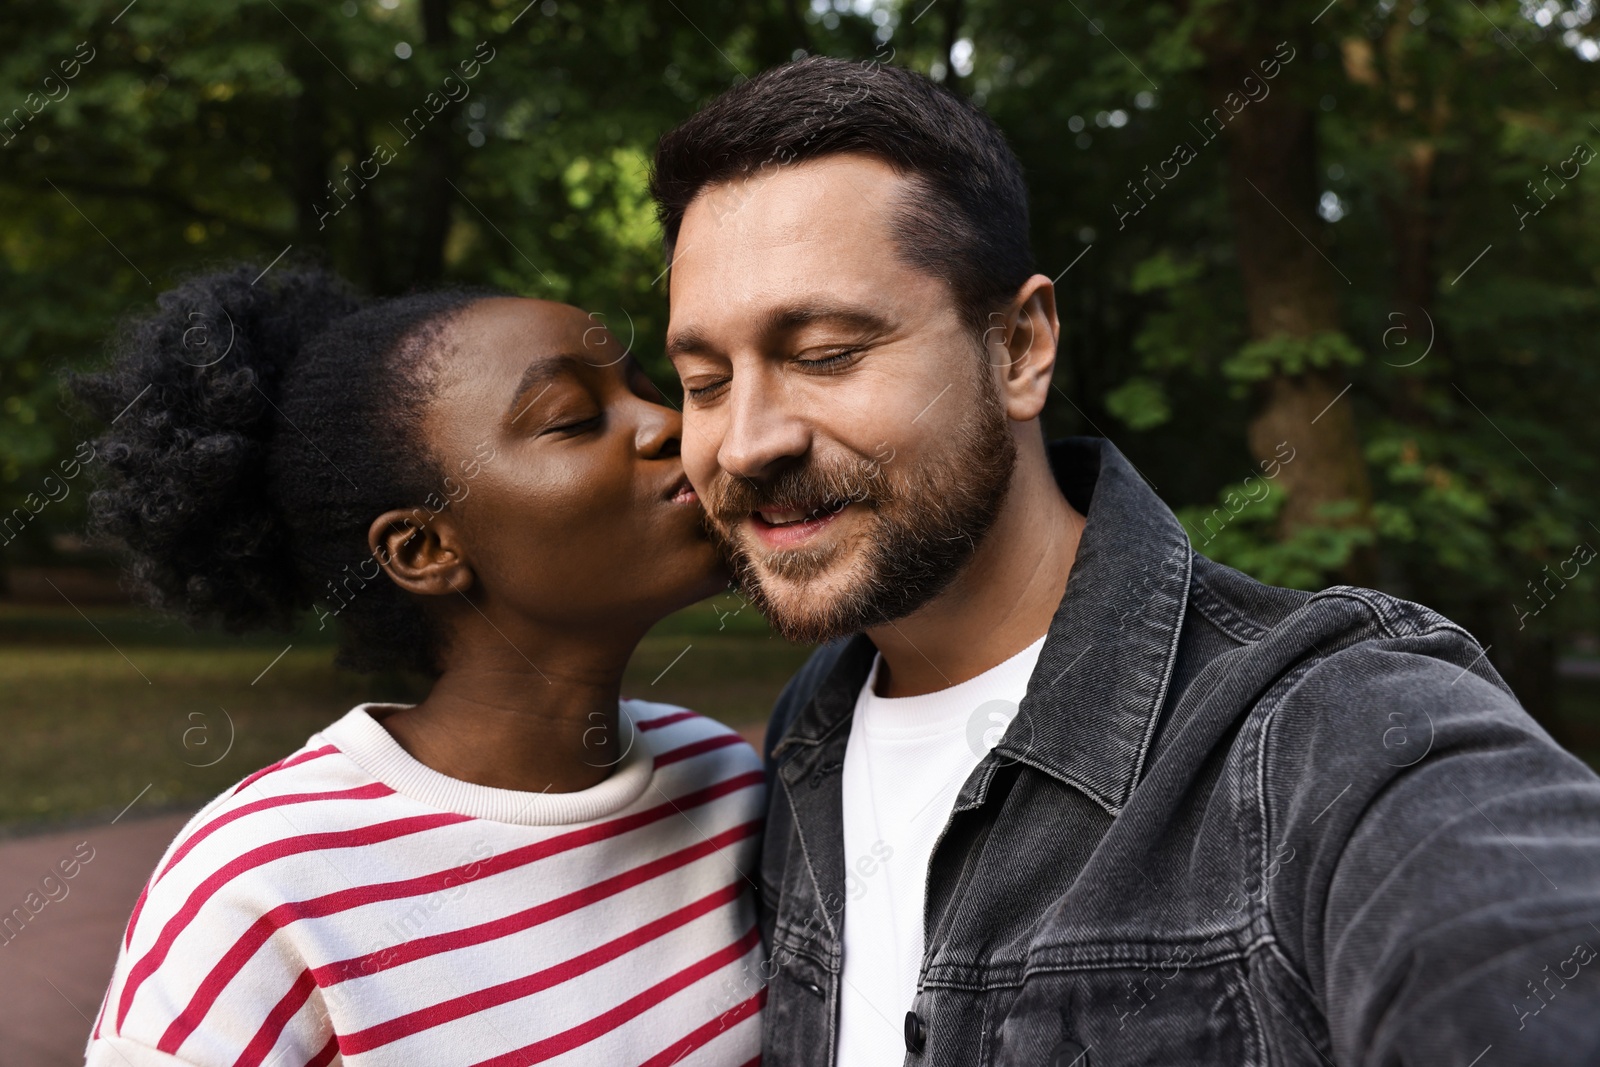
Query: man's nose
717,370,810,480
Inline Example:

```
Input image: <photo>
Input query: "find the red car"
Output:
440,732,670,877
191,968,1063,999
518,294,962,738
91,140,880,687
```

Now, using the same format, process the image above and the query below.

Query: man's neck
866,441,1085,699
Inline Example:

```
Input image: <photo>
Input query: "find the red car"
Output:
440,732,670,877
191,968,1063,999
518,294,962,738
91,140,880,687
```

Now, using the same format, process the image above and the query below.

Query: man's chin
755,596,861,647
730,550,868,646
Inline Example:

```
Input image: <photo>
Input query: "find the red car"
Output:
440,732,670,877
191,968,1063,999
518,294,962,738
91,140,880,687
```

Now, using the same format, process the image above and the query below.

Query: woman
74,265,766,1066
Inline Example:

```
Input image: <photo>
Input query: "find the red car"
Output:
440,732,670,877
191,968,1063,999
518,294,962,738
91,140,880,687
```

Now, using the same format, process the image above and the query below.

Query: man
652,56,1600,1066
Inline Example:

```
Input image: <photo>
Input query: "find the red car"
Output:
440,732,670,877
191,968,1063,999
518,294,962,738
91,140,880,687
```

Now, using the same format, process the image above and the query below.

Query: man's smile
746,498,854,550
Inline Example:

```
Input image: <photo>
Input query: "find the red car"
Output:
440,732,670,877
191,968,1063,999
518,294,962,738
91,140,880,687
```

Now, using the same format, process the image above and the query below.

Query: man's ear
367,509,474,598
982,273,1060,423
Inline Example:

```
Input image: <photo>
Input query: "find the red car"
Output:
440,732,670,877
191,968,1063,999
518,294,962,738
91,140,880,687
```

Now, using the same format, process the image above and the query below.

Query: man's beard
700,368,1018,645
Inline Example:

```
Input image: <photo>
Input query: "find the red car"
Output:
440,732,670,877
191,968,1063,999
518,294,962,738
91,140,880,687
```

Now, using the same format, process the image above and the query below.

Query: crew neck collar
320,702,655,826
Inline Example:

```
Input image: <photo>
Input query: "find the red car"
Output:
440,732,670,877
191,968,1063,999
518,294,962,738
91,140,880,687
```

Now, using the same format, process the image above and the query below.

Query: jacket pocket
989,953,1265,1066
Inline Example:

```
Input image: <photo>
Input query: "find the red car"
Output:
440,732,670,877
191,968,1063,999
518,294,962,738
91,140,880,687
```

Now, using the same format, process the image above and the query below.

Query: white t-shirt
836,635,1047,1067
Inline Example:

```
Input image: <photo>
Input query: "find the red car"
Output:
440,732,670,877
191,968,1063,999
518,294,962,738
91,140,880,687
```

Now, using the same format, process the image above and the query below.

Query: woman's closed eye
543,412,603,436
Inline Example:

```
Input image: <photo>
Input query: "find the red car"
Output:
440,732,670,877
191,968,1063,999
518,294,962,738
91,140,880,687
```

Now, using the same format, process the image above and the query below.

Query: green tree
963,0,1600,727
1,0,1594,731
0,0,816,561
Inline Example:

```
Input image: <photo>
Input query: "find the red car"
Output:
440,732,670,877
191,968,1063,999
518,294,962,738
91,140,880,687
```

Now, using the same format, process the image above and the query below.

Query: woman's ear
367,509,474,597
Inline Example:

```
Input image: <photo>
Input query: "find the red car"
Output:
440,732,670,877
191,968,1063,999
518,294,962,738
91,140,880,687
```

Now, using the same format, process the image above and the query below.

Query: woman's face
418,297,725,635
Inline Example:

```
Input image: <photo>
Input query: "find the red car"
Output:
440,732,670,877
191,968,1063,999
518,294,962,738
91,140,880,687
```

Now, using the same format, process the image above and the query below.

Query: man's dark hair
650,56,1035,333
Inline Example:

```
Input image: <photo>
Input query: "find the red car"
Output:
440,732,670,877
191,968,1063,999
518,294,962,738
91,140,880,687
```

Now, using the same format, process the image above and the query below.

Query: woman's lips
666,475,698,505
747,501,850,550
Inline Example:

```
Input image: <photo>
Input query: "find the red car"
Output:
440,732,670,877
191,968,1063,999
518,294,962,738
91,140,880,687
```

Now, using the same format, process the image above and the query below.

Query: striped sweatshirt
87,700,767,1067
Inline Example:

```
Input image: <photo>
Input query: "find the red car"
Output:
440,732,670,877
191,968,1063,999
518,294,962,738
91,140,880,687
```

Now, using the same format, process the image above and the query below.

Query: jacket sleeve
1264,625,1600,1066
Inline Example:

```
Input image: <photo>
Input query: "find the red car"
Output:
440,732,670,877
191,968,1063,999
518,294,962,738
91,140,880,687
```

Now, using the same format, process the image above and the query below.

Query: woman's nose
637,400,683,459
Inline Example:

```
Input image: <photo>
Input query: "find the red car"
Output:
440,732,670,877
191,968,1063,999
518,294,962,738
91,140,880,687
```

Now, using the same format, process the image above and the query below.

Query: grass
0,596,816,830
2,599,1596,832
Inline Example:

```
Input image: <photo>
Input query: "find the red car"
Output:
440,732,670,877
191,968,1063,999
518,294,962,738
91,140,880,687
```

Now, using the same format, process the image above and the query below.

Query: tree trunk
1458,597,1569,740
351,115,391,293
1352,18,1567,735
1345,7,1452,425
744,0,812,67
942,0,967,92
287,45,331,251
1202,34,1375,584
406,0,457,287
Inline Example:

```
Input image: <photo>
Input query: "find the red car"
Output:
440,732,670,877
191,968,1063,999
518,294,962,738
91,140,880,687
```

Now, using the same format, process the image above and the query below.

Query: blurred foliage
0,0,1596,723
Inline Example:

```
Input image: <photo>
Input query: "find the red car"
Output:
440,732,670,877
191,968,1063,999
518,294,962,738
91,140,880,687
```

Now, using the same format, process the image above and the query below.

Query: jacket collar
772,437,1193,816
999,437,1192,814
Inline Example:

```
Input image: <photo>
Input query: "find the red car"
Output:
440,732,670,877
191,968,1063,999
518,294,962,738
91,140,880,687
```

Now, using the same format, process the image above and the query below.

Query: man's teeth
757,501,846,526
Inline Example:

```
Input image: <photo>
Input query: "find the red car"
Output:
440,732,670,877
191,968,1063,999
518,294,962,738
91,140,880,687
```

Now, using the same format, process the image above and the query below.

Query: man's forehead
677,154,907,251
667,154,924,327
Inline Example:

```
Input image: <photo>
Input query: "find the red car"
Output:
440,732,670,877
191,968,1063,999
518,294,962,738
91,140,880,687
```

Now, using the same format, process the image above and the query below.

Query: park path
0,812,193,1067
0,722,766,1067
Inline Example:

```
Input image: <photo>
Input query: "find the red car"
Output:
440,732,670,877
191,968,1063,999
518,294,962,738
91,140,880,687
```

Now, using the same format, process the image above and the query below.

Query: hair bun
75,263,365,632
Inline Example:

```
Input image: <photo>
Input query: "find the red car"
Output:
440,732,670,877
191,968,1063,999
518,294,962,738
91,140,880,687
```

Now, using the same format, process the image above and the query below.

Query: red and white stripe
88,701,767,1067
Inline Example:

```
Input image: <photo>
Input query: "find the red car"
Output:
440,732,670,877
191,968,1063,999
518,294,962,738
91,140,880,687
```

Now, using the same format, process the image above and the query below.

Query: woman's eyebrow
506,353,586,424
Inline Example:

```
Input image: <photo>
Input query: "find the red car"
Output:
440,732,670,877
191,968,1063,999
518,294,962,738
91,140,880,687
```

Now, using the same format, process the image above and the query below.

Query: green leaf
1223,331,1365,382
1103,376,1172,430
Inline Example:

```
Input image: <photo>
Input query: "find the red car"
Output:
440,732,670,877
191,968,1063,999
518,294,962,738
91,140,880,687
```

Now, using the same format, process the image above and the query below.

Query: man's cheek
679,425,723,499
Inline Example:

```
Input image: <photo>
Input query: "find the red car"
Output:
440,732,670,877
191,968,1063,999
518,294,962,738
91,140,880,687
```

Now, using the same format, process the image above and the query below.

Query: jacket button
904,1011,927,1054
1051,1038,1089,1066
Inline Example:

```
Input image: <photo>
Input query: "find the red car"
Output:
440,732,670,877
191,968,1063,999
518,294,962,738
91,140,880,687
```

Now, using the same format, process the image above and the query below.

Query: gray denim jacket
757,436,1600,1067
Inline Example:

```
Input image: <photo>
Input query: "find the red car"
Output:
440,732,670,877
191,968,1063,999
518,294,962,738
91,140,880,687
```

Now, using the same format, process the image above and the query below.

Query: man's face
665,153,1017,644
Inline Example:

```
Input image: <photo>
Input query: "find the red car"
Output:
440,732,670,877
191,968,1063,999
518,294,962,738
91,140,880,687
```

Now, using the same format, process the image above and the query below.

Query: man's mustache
702,455,888,529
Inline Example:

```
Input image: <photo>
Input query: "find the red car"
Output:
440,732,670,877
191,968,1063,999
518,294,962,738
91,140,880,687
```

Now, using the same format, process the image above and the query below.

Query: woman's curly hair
72,262,499,675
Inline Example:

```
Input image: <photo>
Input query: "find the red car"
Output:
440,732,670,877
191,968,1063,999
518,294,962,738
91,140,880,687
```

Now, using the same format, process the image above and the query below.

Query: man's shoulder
1188,552,1491,673
1178,554,1534,752
1185,557,1569,783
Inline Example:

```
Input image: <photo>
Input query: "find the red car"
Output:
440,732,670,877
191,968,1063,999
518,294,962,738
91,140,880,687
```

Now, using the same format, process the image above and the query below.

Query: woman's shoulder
131,709,401,922
100,713,403,1058
175,711,378,833
622,699,763,778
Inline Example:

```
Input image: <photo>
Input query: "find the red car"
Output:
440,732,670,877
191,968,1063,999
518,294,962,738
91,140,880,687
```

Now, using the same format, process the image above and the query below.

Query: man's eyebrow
506,353,584,423
665,301,893,360
665,326,714,361
758,301,893,338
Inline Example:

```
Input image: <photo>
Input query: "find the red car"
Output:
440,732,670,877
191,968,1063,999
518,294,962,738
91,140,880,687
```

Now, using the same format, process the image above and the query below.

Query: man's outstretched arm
1266,631,1600,1065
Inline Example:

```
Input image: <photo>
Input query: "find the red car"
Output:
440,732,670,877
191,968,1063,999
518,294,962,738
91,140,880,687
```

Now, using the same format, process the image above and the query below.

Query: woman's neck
378,628,641,794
